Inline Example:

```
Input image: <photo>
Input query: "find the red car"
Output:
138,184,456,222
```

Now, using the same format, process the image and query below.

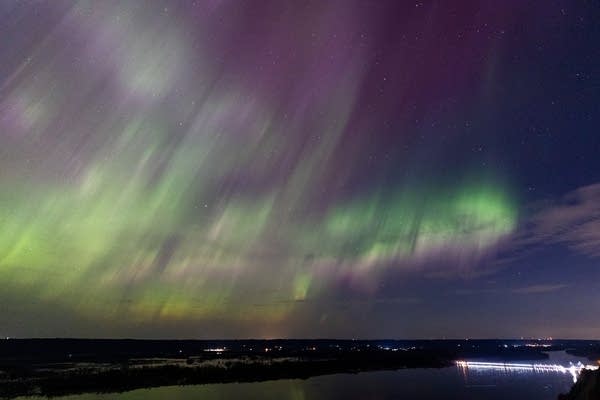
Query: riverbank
0,338,581,398
1,350,452,398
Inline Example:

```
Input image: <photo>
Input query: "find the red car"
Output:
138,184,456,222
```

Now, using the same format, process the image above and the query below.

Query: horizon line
3,337,599,341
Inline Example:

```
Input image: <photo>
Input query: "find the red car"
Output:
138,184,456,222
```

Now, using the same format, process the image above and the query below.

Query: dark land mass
566,343,600,362
0,339,597,398
559,368,600,400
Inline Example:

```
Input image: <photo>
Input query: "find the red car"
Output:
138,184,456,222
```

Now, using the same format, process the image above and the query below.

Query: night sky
0,1,599,339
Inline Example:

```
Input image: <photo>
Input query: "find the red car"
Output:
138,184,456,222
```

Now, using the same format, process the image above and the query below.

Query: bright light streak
456,360,599,383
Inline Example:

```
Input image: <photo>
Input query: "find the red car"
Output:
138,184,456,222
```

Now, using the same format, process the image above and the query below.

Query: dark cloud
508,183,600,259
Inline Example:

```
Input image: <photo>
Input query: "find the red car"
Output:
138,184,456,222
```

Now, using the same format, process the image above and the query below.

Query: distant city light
204,348,227,353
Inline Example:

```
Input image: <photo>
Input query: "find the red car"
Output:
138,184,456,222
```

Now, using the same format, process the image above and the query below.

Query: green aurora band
0,169,517,323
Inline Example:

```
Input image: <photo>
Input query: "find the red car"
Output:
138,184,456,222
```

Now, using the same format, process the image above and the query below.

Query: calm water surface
20,351,588,400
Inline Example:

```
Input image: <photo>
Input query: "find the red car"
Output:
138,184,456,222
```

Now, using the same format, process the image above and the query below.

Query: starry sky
0,1,599,339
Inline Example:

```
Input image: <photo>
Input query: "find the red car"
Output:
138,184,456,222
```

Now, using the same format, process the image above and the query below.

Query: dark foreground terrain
559,369,600,400
0,339,596,398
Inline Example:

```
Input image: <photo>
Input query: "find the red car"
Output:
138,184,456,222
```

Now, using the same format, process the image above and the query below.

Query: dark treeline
0,338,582,363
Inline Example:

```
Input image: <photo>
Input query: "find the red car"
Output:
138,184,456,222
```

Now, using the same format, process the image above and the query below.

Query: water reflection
17,351,591,400
456,360,599,383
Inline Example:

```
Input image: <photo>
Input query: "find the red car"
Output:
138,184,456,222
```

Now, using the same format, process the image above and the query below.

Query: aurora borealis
1,1,599,339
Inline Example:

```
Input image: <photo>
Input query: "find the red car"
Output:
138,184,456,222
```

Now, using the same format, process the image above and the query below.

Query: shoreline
2,338,595,399
2,351,452,398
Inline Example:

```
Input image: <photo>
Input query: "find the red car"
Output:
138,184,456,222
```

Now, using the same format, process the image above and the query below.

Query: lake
17,351,589,400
